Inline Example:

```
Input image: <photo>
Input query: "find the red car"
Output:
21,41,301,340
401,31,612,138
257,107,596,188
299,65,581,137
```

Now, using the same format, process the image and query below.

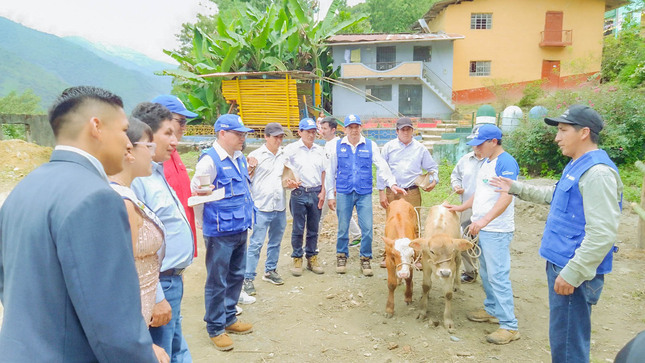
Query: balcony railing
340,62,423,79
540,30,573,47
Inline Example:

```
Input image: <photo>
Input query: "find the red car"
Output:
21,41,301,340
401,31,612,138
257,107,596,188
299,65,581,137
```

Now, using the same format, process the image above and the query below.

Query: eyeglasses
226,130,247,138
134,142,156,153
172,116,187,126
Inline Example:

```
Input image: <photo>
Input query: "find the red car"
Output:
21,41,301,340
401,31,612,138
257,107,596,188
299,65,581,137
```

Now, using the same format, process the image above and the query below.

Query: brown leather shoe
307,255,324,274
225,321,253,335
290,257,303,277
210,333,234,351
486,328,521,345
360,257,373,276
336,254,347,274
466,308,500,324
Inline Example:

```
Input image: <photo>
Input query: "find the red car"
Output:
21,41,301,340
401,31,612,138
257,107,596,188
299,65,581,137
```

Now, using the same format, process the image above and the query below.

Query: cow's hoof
432,320,440,327
385,312,393,319
405,299,412,305
416,313,427,320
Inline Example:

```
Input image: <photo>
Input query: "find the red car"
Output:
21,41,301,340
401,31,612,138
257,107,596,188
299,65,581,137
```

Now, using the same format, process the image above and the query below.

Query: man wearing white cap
326,114,405,276
282,117,327,276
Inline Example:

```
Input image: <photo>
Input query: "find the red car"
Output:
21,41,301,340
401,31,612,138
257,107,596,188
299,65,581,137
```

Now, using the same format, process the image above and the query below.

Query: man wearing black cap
490,105,623,362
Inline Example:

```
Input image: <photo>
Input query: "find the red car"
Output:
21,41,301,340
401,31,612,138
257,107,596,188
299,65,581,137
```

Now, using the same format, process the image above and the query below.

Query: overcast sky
0,0,364,63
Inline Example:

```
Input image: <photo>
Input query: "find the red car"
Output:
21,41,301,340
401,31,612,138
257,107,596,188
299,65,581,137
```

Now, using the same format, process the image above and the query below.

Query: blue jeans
547,261,604,363
149,275,192,363
245,210,287,280
478,230,518,331
336,191,372,258
289,189,321,258
204,231,247,337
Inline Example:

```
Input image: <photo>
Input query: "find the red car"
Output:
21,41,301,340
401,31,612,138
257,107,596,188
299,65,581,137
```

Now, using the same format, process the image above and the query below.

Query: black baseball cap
396,117,414,130
544,104,604,134
264,123,285,136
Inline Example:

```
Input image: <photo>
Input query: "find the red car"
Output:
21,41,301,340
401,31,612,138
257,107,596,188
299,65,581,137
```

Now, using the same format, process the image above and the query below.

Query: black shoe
461,272,477,284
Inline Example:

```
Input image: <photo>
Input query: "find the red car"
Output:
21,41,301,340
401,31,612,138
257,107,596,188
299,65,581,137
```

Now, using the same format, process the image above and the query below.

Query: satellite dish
418,19,431,33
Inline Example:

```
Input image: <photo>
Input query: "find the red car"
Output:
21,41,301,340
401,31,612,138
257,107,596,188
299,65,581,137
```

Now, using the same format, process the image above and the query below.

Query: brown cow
383,199,419,318
410,205,472,332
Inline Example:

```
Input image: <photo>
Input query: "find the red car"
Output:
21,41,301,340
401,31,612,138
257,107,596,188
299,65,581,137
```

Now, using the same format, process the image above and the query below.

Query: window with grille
469,61,491,76
471,13,492,29
365,85,392,102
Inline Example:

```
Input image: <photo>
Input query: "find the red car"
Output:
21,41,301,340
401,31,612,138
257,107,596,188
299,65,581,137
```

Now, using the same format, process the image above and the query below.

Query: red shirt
163,149,198,257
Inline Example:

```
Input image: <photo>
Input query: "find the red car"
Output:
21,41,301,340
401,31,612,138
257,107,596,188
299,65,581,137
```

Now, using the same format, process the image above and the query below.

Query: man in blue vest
490,105,623,362
326,114,405,276
191,114,255,351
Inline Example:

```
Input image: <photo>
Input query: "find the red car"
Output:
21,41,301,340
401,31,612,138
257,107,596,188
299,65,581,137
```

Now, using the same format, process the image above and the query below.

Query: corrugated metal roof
326,33,465,45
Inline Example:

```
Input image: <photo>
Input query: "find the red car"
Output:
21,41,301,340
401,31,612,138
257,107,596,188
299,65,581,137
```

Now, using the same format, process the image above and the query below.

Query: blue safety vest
201,147,254,237
540,149,621,274
335,139,373,195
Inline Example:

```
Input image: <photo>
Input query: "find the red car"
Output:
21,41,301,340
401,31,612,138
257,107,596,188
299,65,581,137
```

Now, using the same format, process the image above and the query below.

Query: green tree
361,0,436,33
0,90,42,114
601,8,645,87
163,0,367,123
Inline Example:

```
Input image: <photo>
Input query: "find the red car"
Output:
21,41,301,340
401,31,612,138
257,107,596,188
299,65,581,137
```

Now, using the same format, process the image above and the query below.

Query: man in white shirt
282,118,327,276
378,117,438,208
242,123,288,296
445,124,520,345
326,114,405,276
319,116,362,245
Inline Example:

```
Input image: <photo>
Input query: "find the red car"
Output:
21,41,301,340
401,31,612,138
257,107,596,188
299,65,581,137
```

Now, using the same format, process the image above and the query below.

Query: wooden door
541,60,560,88
544,11,563,43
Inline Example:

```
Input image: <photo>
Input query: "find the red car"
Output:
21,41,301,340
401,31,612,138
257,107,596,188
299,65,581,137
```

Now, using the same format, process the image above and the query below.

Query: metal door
399,85,422,117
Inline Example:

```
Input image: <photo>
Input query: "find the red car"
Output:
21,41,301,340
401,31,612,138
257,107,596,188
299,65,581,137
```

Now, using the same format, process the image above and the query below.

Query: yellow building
418,0,627,103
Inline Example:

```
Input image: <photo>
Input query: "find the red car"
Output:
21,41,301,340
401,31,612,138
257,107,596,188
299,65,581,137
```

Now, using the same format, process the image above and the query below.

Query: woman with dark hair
108,117,168,363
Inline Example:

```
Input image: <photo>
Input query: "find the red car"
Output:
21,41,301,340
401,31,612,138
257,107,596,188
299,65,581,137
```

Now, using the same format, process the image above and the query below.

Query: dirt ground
1,140,644,362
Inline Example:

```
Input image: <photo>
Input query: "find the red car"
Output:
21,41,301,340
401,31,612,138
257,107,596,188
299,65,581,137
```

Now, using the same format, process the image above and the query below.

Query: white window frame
471,13,492,30
469,61,491,77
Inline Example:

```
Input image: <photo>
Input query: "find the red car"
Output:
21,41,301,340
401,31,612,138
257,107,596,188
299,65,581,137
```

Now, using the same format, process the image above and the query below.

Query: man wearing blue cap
152,95,199,259
282,117,327,276
191,114,254,351
326,114,405,276
445,123,520,345
490,105,623,362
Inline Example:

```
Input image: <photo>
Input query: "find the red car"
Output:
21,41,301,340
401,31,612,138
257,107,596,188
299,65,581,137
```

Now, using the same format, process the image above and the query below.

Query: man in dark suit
0,86,161,362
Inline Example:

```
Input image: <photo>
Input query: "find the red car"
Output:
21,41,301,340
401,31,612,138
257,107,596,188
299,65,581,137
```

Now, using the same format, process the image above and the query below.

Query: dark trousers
203,231,248,337
289,188,321,258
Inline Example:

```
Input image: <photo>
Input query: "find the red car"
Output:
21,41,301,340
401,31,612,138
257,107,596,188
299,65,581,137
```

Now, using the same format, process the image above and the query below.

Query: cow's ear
383,237,394,248
453,239,473,251
409,238,425,253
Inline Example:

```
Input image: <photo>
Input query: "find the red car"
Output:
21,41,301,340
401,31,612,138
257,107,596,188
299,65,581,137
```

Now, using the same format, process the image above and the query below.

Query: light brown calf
410,205,471,332
383,199,418,318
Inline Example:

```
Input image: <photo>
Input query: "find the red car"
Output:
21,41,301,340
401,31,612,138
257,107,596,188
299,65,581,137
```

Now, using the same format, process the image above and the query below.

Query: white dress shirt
326,135,397,200
282,139,326,188
190,141,246,192
247,144,286,212
376,138,439,190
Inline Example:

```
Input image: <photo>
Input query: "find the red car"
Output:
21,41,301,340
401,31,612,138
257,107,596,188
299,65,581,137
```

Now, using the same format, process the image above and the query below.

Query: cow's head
384,237,417,279
413,234,472,279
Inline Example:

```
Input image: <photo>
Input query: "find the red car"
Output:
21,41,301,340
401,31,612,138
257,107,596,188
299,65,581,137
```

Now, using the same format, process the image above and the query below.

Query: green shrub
518,81,545,108
508,83,645,174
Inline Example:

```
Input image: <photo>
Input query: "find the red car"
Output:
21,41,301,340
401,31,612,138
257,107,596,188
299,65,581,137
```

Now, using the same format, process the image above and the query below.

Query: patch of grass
618,164,643,204
180,151,200,179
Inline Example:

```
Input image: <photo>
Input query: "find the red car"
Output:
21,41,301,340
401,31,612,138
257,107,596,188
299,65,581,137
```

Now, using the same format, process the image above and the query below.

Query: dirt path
181,192,645,363
0,141,643,362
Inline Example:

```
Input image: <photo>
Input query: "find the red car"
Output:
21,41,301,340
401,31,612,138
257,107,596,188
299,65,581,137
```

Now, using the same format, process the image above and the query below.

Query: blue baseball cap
214,114,253,132
466,124,502,146
151,95,198,118
299,118,317,130
344,114,361,126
